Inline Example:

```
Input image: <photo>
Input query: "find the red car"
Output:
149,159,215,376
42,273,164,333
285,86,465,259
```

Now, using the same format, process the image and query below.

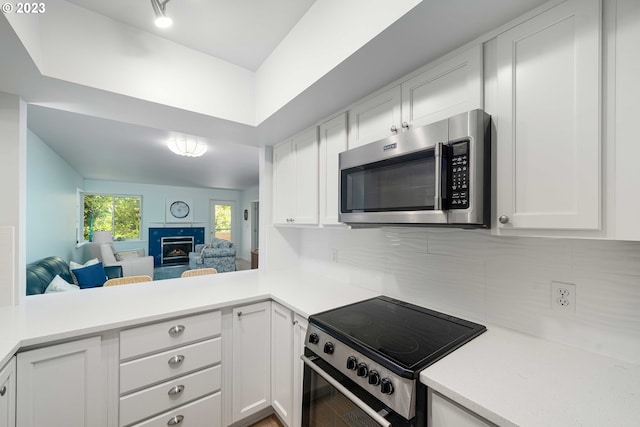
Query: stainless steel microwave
339,109,491,228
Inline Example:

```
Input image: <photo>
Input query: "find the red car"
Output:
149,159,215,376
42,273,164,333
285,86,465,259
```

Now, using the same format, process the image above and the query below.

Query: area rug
153,265,190,280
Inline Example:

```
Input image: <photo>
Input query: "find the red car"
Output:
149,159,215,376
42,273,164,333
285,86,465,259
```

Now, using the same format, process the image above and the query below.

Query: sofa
26,256,122,295
188,239,236,273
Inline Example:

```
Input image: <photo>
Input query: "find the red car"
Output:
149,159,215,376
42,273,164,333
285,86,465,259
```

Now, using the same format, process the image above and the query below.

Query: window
83,194,141,241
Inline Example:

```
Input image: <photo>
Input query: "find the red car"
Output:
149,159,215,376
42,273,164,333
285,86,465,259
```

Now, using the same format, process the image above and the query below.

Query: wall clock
166,199,193,222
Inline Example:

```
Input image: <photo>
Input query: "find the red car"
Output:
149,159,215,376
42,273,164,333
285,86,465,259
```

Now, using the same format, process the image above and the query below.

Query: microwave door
339,146,448,225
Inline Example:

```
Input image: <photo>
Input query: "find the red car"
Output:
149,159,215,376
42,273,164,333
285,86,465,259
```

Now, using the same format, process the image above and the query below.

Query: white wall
294,227,640,364
0,91,25,306
26,130,84,264
255,0,421,124
83,180,247,257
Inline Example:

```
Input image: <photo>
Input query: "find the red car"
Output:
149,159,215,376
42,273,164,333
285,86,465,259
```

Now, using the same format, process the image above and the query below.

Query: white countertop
421,325,640,426
2,269,640,426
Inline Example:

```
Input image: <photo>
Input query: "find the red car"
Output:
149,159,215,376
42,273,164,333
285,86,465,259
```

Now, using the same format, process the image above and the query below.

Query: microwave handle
434,142,443,210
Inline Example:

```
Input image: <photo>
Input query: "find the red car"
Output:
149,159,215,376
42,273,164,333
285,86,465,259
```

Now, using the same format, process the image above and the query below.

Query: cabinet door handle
237,311,243,317
168,325,185,336
498,215,510,224
402,121,410,129
292,319,298,326
390,125,398,133
168,385,185,396
0,386,5,396
168,355,185,366
167,415,184,425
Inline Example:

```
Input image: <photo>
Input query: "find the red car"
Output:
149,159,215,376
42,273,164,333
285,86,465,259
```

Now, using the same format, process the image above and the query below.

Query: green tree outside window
84,194,141,241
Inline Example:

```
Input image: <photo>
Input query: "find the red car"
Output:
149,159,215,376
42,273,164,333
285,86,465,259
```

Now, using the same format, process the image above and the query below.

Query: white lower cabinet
271,302,308,427
428,390,495,427
291,314,308,427
130,392,221,427
232,301,271,423
271,302,293,425
0,357,16,427
17,336,104,427
118,311,222,427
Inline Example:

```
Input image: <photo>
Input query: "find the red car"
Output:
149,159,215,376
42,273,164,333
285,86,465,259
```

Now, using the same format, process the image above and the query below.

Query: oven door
301,352,413,427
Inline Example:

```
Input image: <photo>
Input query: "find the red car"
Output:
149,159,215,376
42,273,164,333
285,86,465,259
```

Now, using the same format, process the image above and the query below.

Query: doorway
209,200,235,244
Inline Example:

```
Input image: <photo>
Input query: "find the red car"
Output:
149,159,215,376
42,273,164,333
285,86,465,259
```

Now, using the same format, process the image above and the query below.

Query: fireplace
161,236,194,266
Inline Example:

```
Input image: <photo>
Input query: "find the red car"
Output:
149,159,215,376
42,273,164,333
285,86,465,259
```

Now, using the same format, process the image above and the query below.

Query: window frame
78,191,143,245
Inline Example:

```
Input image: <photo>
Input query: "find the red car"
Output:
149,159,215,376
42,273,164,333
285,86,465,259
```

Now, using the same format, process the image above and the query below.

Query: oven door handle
301,355,392,427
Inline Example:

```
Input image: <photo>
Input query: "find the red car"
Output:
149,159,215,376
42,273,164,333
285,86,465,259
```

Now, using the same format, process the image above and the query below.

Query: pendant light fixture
168,137,208,157
151,0,173,28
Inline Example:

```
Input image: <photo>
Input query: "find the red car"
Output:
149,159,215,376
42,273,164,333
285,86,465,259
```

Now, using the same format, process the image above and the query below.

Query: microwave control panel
449,140,469,209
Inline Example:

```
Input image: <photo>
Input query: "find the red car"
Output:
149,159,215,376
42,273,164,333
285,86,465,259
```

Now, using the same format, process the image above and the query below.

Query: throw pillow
71,262,108,289
69,258,100,285
44,275,80,293
110,244,123,261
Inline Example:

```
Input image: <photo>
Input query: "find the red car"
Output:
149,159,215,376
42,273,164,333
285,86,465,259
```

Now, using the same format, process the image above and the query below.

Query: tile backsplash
297,227,640,363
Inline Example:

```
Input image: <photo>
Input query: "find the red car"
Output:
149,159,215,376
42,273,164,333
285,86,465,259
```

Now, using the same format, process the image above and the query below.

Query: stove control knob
368,370,381,386
380,378,394,395
356,363,368,377
346,356,358,370
309,333,320,345
323,342,335,354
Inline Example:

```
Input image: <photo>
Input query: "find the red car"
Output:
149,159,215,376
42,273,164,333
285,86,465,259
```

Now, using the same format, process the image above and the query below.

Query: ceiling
28,105,260,190
65,0,316,72
6,0,550,191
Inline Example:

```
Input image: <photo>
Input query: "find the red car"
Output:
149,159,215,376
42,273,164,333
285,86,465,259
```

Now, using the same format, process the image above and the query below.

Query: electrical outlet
551,281,576,314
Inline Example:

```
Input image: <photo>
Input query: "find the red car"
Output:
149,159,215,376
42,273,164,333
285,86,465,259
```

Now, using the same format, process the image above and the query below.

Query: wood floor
248,414,284,427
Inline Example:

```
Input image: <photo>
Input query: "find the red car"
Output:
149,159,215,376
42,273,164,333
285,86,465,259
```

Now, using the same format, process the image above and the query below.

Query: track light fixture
151,0,173,28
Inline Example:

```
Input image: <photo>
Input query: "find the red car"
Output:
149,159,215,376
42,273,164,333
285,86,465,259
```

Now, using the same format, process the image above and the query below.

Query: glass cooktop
309,296,486,376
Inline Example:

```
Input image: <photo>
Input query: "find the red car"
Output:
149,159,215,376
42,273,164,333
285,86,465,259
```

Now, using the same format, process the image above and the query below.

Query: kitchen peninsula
0,270,638,427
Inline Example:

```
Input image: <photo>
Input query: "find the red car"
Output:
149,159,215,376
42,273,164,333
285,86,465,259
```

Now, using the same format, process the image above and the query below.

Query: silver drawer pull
168,325,185,336
167,415,184,425
0,386,6,396
168,385,185,396
168,355,185,366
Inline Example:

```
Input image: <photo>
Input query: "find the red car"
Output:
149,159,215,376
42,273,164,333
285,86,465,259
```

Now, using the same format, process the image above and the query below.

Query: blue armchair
188,239,236,273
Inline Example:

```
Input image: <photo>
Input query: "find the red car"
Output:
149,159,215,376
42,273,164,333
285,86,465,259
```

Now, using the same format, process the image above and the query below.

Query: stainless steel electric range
301,296,486,427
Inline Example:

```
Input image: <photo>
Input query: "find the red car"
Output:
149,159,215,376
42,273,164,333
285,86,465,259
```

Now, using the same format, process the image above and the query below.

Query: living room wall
82,179,249,260
26,129,84,264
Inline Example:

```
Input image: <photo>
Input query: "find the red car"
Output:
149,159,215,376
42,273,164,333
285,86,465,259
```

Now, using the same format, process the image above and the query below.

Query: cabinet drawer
120,365,221,426
121,338,221,394
120,311,221,360
130,392,221,427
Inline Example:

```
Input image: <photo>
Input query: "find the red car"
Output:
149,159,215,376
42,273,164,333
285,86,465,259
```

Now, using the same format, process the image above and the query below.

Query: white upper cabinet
348,86,401,149
401,45,483,130
348,45,483,150
495,0,601,232
319,113,348,225
273,127,319,226
613,0,640,240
